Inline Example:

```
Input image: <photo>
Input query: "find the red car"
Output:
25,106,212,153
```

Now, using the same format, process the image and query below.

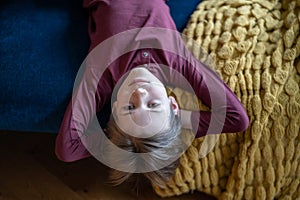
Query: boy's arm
185,59,249,137
55,67,111,162
55,101,92,162
172,50,249,138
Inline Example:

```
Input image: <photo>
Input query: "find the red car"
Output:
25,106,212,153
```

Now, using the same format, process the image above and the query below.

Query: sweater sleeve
55,66,112,162
178,55,249,138
55,101,92,162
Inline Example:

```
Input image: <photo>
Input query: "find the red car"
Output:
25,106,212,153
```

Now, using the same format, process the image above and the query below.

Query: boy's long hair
105,104,186,193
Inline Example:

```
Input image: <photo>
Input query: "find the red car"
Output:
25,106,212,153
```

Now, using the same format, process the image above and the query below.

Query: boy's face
113,67,178,138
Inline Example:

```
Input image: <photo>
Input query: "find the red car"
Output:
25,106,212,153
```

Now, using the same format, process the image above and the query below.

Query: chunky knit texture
153,0,300,199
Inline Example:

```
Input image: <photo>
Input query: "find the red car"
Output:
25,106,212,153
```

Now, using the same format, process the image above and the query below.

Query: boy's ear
111,101,117,113
112,101,119,121
169,96,179,115
112,101,118,114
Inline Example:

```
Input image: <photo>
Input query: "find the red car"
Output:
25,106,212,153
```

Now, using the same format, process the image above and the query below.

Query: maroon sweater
55,0,249,162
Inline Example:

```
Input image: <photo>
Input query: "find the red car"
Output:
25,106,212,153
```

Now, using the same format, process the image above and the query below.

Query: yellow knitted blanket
153,0,300,199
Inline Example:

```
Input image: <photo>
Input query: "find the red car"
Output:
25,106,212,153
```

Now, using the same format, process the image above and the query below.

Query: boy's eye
124,105,135,111
148,102,160,108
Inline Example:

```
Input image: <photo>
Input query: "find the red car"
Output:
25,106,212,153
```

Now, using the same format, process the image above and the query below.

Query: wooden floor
0,131,216,200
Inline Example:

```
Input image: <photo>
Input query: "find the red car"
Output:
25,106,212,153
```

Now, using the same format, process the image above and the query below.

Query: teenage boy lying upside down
55,0,249,191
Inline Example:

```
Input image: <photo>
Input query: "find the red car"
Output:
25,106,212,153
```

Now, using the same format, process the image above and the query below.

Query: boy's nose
130,87,147,101
134,87,147,95
129,88,151,127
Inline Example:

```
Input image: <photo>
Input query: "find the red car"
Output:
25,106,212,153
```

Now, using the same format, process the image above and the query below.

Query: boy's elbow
56,153,73,162
240,114,249,132
55,138,81,162
235,110,249,132
55,139,90,162
55,145,75,162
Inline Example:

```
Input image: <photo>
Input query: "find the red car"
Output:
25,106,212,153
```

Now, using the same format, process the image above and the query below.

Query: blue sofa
0,0,201,133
